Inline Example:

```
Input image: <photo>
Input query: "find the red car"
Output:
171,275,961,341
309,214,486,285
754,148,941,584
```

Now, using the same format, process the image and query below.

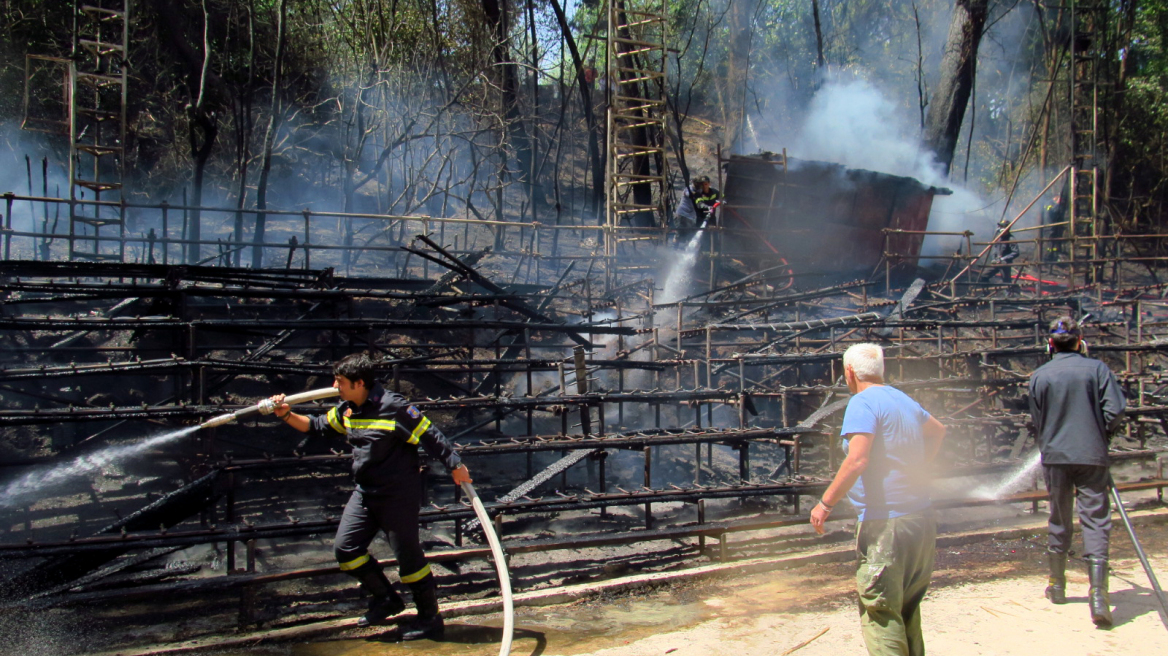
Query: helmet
997,219,1010,228
694,175,710,185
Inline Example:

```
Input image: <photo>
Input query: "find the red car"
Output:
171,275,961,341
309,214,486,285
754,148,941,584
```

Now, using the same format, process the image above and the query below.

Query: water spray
198,387,340,429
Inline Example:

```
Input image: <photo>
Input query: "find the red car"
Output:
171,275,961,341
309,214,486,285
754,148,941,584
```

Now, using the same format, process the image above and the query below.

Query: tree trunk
923,0,989,176
186,0,215,265
548,0,603,216
253,0,289,269
812,0,827,70
481,0,534,210
718,0,760,154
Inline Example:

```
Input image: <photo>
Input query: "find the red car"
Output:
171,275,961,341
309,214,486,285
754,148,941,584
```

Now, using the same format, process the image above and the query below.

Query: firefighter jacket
683,184,721,222
1028,352,1126,467
308,384,462,496
995,229,1020,262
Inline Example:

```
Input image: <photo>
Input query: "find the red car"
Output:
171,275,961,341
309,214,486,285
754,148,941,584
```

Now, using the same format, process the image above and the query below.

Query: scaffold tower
604,0,670,259
1068,0,1108,284
68,0,129,262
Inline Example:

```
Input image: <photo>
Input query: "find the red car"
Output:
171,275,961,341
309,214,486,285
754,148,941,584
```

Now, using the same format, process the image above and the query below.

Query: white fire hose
461,481,515,656
199,387,340,429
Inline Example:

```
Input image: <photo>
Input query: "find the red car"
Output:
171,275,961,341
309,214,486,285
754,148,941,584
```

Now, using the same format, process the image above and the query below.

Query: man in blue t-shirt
810,343,946,656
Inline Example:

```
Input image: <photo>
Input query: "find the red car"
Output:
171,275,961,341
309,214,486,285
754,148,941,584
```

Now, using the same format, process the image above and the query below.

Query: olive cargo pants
855,512,937,656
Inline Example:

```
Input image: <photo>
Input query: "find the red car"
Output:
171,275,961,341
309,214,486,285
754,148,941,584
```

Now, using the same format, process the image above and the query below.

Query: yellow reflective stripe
400,563,431,583
326,407,346,435
347,419,397,431
338,553,370,571
408,417,431,445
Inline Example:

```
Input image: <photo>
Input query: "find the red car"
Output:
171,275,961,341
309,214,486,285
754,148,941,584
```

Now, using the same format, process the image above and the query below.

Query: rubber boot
349,559,405,627
400,576,445,641
1086,557,1112,628
1045,550,1067,604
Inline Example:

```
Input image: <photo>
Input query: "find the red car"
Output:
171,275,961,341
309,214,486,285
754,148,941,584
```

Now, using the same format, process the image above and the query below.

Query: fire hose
462,480,515,656
198,387,341,429
1110,480,1168,629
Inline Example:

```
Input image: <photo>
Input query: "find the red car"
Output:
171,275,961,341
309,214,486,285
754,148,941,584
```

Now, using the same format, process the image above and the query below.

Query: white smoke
789,79,999,258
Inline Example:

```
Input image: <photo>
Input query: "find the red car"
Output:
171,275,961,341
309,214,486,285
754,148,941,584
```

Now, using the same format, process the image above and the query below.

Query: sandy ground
564,563,1168,656
281,549,1168,656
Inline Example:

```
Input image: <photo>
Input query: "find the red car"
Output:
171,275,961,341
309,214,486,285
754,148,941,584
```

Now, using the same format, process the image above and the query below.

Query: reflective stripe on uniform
338,553,370,571
408,417,431,445
326,407,346,435
347,418,397,431
400,563,431,583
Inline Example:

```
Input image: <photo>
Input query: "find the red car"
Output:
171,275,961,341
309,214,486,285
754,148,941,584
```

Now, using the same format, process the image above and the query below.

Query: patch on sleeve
406,405,421,419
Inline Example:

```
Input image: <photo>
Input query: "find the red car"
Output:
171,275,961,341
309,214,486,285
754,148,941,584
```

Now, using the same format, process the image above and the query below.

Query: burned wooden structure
2,218,1168,648
719,153,951,278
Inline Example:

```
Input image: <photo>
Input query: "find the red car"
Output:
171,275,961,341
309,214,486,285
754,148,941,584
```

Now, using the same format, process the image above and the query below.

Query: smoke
781,79,998,258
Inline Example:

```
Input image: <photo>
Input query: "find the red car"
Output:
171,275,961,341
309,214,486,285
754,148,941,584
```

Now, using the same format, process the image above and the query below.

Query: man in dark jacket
270,353,471,640
1042,195,1066,261
981,219,1020,284
1028,317,1126,627
674,175,721,244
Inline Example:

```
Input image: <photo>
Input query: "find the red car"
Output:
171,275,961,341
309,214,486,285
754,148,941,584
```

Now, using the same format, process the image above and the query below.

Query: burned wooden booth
719,153,951,279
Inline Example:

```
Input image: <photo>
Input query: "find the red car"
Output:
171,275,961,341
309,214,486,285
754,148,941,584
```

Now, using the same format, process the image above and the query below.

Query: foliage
0,0,1166,232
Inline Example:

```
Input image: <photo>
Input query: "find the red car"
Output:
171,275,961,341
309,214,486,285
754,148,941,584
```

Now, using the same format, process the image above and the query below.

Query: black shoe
1045,550,1067,604
400,614,445,641
357,594,405,627
1087,557,1112,628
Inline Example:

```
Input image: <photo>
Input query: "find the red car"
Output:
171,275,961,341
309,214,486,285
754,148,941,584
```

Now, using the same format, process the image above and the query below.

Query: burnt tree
481,0,536,213
549,0,604,216
923,0,988,176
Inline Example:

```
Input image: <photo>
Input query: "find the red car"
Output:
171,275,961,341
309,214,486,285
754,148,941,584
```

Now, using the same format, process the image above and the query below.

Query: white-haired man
810,343,946,656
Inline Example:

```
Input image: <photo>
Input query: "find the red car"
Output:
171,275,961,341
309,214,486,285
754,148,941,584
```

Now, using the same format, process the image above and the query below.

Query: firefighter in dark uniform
980,219,1020,284
674,175,721,244
269,353,471,640
686,175,721,226
1042,195,1066,262
1028,317,1126,627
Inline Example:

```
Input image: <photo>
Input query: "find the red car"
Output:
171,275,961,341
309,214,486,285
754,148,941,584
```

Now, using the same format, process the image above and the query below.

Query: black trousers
1043,464,1111,560
334,489,431,584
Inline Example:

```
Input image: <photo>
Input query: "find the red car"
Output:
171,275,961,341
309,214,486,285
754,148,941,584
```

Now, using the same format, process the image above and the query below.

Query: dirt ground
270,520,1168,656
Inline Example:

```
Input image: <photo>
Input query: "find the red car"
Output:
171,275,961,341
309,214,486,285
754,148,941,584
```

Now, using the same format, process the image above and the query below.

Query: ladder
1068,0,1107,284
604,0,669,259
69,1,129,262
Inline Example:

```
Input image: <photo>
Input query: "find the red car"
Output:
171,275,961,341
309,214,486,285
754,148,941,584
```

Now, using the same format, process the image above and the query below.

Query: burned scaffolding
2,1,1168,653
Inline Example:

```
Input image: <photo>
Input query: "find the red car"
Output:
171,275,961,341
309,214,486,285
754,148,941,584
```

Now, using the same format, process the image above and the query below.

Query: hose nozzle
200,412,238,429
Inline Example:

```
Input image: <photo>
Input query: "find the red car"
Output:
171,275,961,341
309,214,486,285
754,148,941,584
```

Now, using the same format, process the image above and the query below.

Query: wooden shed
719,153,950,277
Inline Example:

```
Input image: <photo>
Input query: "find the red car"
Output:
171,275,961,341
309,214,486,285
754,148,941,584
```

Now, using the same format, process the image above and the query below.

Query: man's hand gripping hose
199,387,340,429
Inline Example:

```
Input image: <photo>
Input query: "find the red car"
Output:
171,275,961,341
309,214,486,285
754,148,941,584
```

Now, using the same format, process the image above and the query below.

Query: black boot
401,576,445,641
1045,550,1067,604
1086,557,1112,628
349,559,405,627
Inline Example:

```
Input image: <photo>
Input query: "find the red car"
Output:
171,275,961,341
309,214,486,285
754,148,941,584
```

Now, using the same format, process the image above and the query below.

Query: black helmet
694,175,710,185
997,219,1010,228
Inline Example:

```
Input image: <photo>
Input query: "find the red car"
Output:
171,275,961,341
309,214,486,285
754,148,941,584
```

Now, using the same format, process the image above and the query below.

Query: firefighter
674,175,721,245
1042,195,1066,262
269,353,471,641
1028,317,1126,627
981,219,1020,284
